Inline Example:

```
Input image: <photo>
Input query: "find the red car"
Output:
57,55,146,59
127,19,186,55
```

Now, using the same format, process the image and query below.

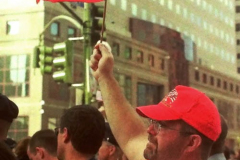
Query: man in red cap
90,42,221,160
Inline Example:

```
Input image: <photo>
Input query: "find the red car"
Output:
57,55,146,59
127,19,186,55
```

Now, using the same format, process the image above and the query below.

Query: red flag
37,0,103,4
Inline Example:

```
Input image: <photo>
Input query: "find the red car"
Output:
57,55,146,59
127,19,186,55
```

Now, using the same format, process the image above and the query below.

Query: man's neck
64,147,90,160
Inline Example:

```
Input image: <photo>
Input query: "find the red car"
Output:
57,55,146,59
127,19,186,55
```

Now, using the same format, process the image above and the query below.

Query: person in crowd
208,115,228,160
234,149,240,160
56,105,105,160
15,137,31,160
223,146,230,160
97,122,123,160
27,129,57,160
90,42,221,160
0,94,19,141
0,141,17,160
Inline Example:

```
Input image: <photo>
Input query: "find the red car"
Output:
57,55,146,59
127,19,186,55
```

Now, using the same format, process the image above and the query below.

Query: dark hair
0,141,16,160
15,137,31,160
60,105,105,155
210,115,228,155
29,129,57,156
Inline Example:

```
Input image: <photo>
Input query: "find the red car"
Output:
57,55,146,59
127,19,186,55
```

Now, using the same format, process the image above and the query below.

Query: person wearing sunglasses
97,122,123,160
90,42,221,160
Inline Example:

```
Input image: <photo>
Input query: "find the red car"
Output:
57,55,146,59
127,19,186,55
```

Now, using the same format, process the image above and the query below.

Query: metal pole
83,3,92,104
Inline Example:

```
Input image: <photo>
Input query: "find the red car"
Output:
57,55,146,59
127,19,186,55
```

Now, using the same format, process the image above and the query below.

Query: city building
0,0,239,147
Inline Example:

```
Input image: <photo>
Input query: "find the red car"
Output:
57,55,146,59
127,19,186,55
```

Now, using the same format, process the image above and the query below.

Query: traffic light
91,4,106,45
33,45,53,74
52,40,74,84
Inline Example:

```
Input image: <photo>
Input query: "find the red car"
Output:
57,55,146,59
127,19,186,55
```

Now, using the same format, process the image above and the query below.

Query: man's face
56,128,66,160
97,141,112,160
144,120,190,160
27,147,41,160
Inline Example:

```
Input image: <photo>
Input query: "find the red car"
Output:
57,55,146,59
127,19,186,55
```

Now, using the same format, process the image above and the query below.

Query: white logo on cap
162,89,178,107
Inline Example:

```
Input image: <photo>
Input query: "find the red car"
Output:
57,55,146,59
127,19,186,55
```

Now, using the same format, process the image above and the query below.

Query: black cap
0,94,19,123
104,123,119,147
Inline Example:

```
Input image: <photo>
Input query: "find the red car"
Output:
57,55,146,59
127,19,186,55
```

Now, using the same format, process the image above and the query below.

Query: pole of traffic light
83,3,92,104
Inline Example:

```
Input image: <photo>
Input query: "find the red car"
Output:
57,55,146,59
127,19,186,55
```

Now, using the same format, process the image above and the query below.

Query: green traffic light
33,45,53,74
52,40,74,84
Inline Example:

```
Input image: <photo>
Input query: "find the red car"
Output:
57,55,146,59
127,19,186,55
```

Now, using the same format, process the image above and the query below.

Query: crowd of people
0,41,239,160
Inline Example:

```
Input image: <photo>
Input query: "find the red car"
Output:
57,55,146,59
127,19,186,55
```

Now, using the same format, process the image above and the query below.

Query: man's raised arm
90,43,147,160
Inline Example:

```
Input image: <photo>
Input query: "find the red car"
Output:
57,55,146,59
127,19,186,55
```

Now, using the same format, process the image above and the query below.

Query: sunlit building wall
0,0,45,139
0,0,80,140
106,0,238,79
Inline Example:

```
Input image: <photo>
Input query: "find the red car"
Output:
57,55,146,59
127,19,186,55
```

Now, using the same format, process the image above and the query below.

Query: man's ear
108,145,117,156
36,147,44,159
62,127,70,143
184,134,202,152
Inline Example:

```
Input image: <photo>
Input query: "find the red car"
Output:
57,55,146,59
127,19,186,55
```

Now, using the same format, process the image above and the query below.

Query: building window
141,9,147,20
121,0,127,10
160,58,165,70
112,42,120,56
230,83,233,91
168,0,173,10
6,20,19,35
237,106,240,128
151,14,157,23
159,0,165,6
131,3,137,16
148,54,154,67
237,53,240,59
0,55,30,97
223,81,227,90
236,24,240,32
136,51,143,63
217,78,221,88
183,8,188,18
176,4,180,14
236,6,240,13
210,76,214,86
48,117,60,130
195,71,199,81
8,116,29,142
50,22,60,36
124,47,132,59
237,39,240,45
110,0,116,5
202,73,207,83
67,27,77,37
137,83,164,106
236,85,239,94
115,74,132,102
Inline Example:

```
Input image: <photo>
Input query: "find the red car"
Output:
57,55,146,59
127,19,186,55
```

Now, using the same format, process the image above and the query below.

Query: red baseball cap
136,85,221,141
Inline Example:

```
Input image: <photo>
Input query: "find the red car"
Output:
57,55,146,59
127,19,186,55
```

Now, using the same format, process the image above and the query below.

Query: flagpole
100,0,107,43
83,0,107,104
